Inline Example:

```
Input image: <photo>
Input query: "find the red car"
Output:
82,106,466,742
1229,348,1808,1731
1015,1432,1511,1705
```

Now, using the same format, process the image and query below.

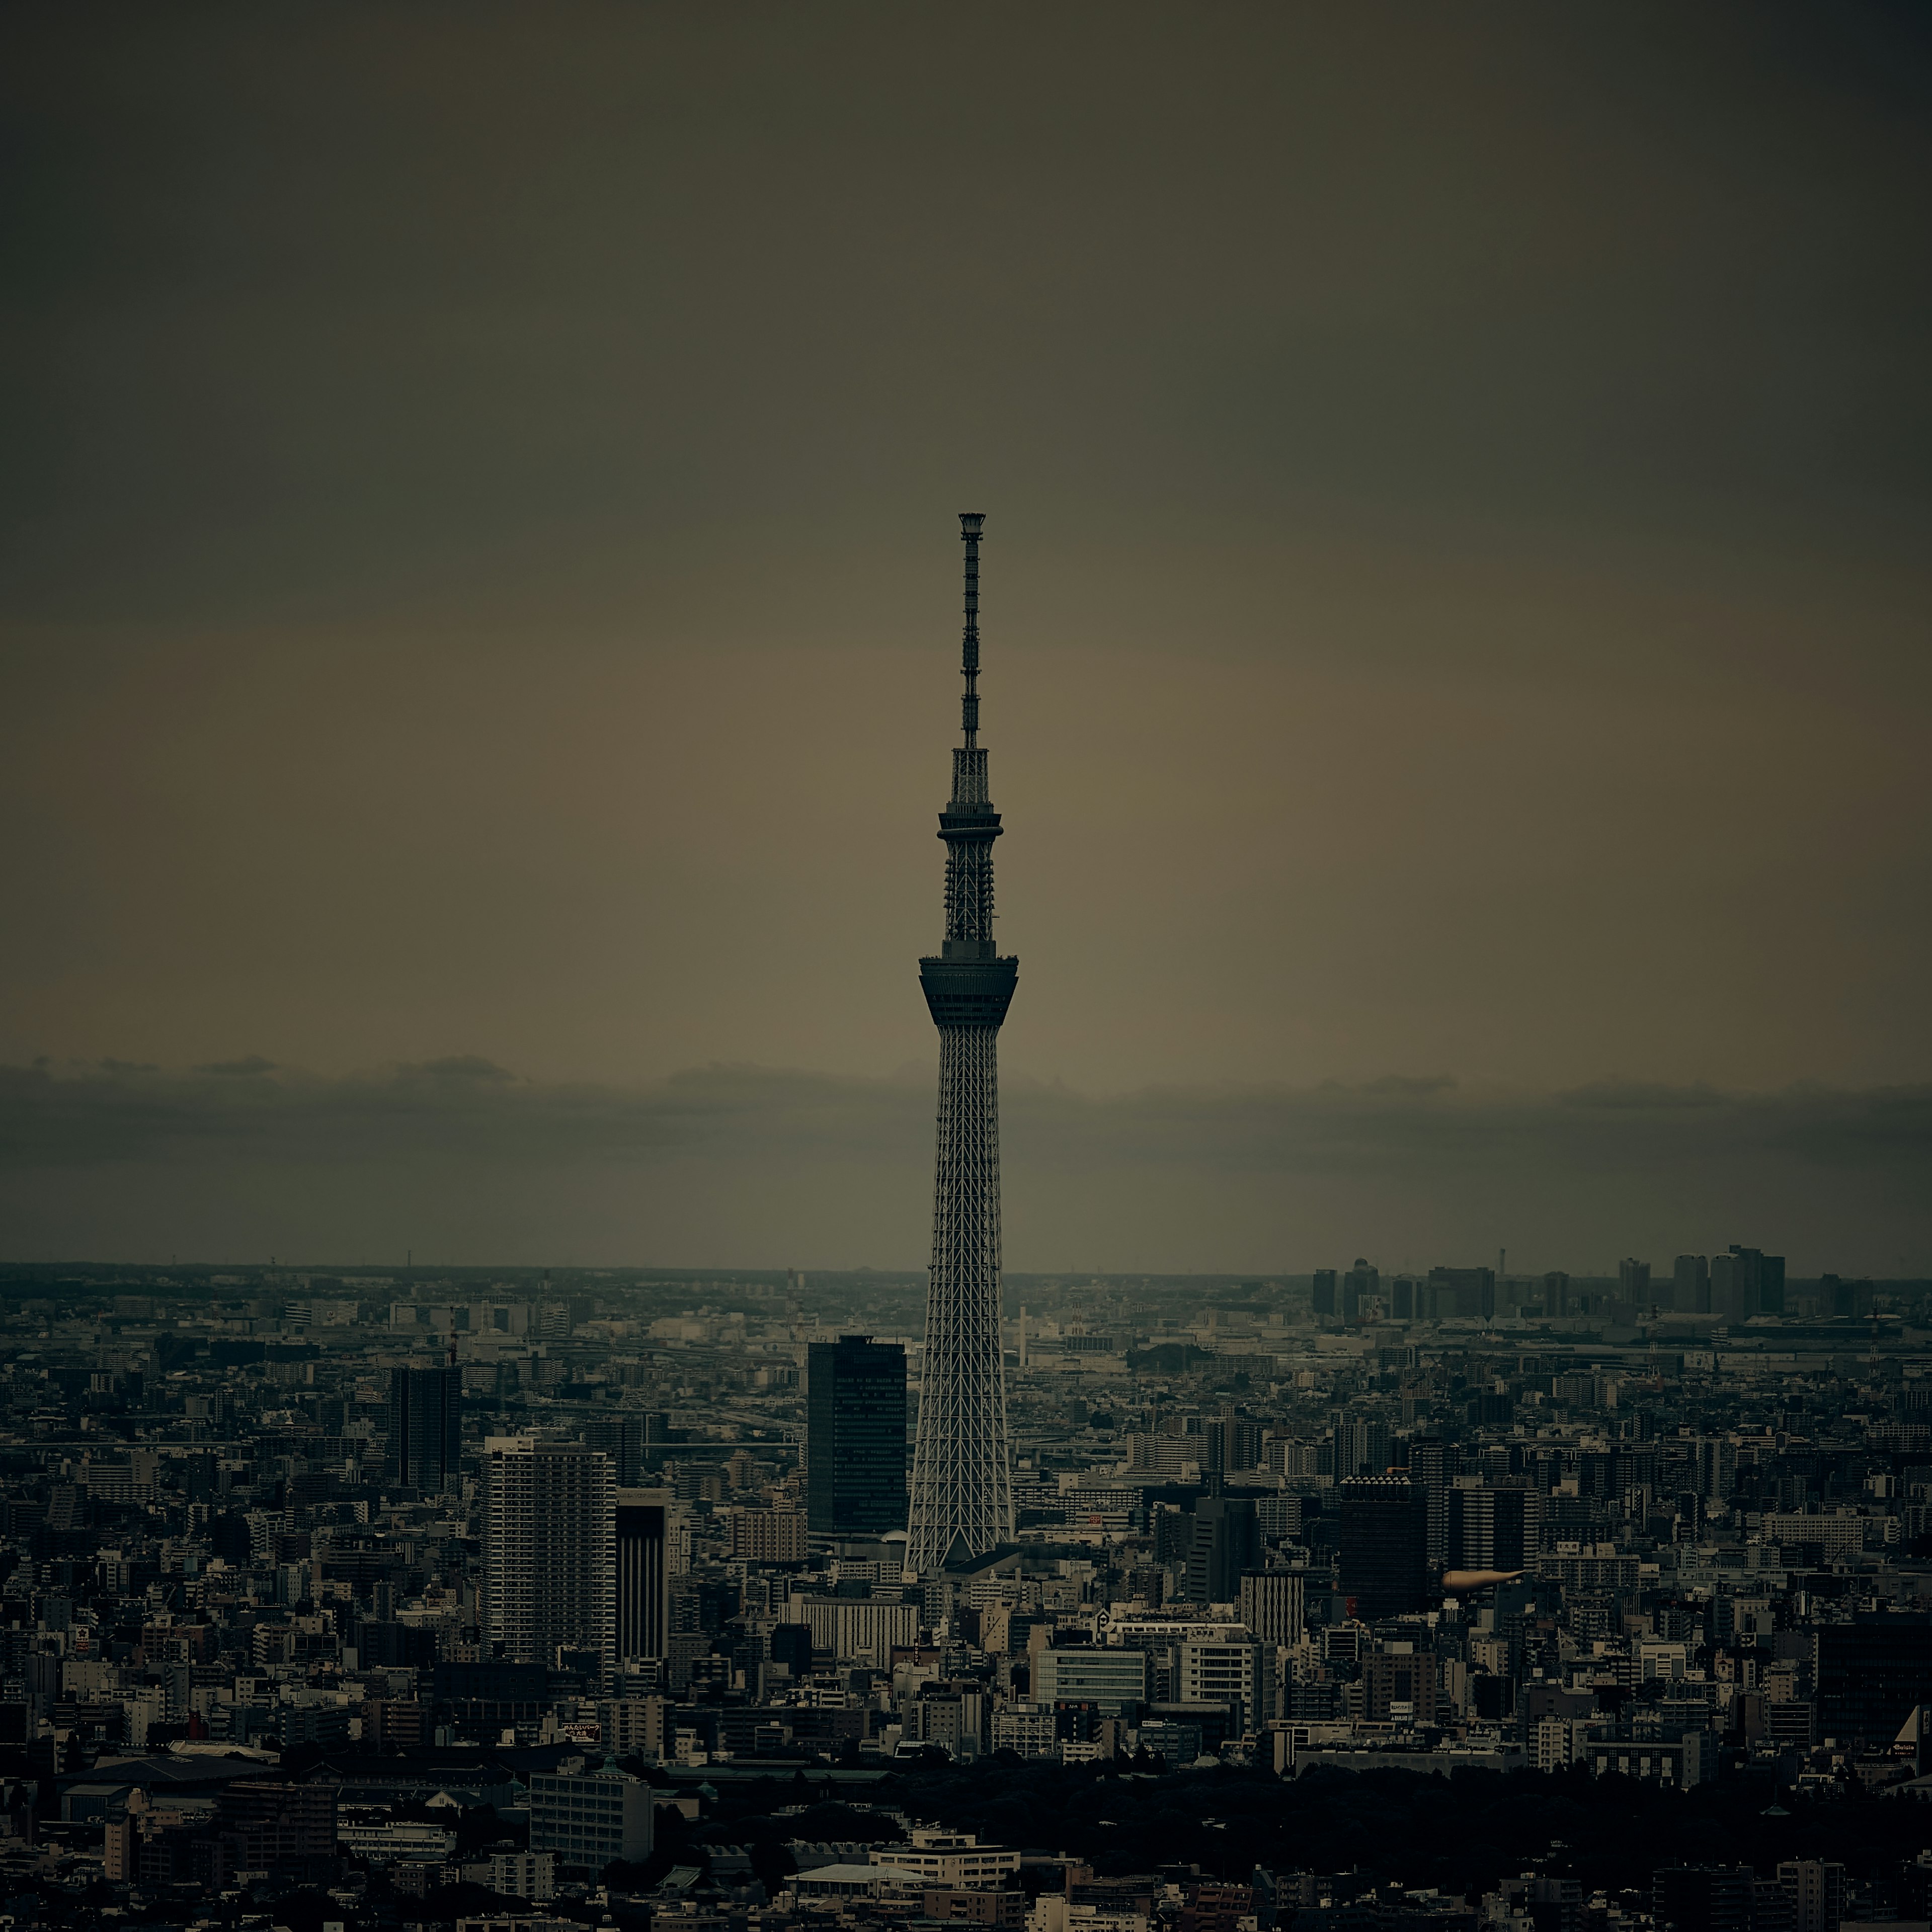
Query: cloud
1559,1081,1726,1111
0,1059,1926,1275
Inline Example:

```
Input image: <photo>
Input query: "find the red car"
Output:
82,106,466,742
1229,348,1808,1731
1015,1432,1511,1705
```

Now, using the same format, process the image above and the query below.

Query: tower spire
959,511,983,750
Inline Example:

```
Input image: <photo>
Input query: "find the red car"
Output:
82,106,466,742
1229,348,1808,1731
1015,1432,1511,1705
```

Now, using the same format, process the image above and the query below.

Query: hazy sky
4,5,1928,1270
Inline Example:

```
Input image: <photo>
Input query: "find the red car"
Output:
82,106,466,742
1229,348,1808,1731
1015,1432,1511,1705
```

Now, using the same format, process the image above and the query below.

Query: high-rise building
1334,1415,1392,1480
1407,1436,1461,1567
906,514,1018,1575
386,1363,461,1493
1342,1258,1380,1321
1815,1616,1932,1743
582,1416,642,1487
1311,1269,1338,1318
1542,1271,1570,1317
614,1487,671,1666
1428,1267,1496,1321
1339,1476,1428,1619
1450,1479,1528,1572
1183,1496,1260,1603
1237,1569,1306,1648
1673,1255,1711,1313
1619,1258,1652,1303
805,1335,907,1538
1734,1245,1785,1315
483,1437,614,1675
1710,1245,1786,1320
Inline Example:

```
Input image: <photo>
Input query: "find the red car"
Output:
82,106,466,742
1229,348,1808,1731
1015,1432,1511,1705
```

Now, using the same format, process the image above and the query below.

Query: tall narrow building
614,1487,672,1666
482,1436,614,1676
806,1335,907,1538
387,1362,462,1493
905,513,1018,1574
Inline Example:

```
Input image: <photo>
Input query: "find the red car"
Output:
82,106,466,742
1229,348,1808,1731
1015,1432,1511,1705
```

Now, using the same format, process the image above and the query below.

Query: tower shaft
907,513,1017,1574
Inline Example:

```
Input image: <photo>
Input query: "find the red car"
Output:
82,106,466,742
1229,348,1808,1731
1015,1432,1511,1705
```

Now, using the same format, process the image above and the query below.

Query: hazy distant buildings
1428,1267,1495,1321
1673,1255,1711,1313
806,1335,907,1538
1619,1258,1652,1304
386,1363,461,1493
1342,1258,1380,1321
1710,1245,1785,1320
1311,1269,1337,1318
484,1437,613,1674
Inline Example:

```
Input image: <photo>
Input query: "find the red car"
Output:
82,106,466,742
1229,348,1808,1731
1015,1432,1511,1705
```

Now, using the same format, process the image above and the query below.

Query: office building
806,1335,908,1538
386,1363,461,1493
907,515,1019,1573
1361,1645,1438,1724
1450,1479,1528,1572
484,1437,614,1673
731,1505,808,1564
1710,1245,1786,1320
1032,1644,1148,1714
1542,1271,1570,1317
1815,1616,1932,1743
1429,1267,1496,1321
1407,1436,1461,1566
615,1487,671,1666
1339,1476,1428,1619
1334,1417,1392,1481
1619,1258,1651,1303
1183,1496,1260,1604
1176,1638,1273,1733
528,1756,654,1871
1237,1569,1305,1648
1342,1258,1380,1320
583,1415,642,1486
1311,1269,1337,1317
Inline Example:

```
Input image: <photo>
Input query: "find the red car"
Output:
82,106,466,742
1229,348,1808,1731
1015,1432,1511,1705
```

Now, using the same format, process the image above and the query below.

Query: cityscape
5,6,1931,1932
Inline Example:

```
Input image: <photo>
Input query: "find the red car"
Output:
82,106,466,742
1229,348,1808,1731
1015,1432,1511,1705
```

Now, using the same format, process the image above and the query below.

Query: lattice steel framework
907,513,1018,1574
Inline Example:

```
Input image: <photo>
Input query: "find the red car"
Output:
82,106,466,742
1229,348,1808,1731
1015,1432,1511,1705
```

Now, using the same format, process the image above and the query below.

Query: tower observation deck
905,512,1017,1573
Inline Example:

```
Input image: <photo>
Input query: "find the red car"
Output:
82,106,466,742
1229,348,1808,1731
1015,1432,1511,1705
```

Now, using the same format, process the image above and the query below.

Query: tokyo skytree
905,513,1017,1573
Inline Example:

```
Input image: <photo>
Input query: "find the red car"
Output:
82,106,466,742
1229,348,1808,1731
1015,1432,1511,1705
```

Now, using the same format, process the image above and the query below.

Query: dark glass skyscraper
1183,1495,1260,1603
806,1335,907,1538
615,1487,670,1664
387,1363,461,1492
1339,1475,1428,1619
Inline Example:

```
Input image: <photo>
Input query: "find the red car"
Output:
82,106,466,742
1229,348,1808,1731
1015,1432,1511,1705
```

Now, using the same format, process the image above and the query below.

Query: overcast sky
3,5,1928,1271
